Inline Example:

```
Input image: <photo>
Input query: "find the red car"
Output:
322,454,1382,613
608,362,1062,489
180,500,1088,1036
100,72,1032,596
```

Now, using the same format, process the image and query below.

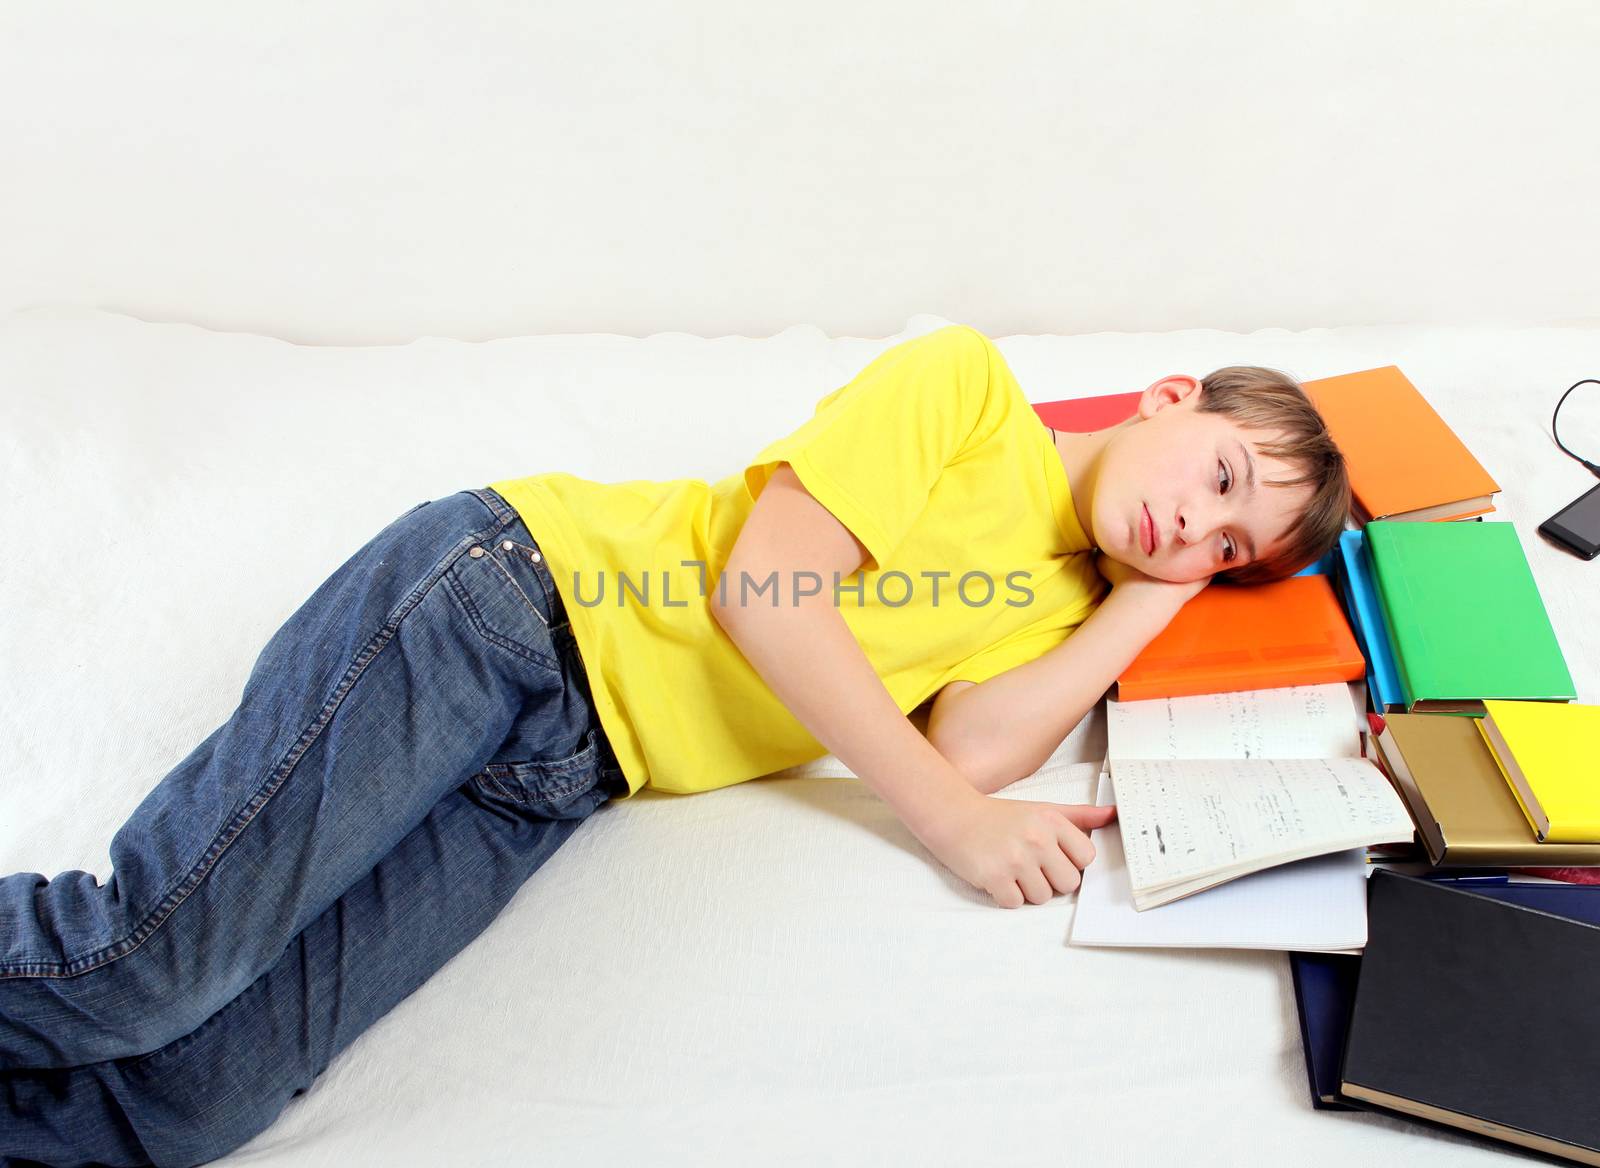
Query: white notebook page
1109,755,1414,898
1106,682,1362,762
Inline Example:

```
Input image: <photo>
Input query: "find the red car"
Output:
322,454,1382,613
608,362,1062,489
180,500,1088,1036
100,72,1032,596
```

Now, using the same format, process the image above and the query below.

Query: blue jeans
0,487,627,1166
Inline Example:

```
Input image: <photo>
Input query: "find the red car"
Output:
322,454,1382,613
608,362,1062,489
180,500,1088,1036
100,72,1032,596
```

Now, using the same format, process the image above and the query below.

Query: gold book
1375,713,1600,867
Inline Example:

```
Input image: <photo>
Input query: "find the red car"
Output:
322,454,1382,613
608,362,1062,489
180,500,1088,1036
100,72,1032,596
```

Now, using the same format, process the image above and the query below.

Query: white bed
2,307,1595,1165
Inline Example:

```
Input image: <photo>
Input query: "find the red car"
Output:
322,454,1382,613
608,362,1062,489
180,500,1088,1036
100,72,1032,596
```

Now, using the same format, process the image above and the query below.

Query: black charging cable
1552,378,1600,480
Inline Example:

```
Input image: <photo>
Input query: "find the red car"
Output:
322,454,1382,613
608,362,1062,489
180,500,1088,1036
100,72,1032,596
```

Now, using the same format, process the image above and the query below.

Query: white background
3,0,1598,345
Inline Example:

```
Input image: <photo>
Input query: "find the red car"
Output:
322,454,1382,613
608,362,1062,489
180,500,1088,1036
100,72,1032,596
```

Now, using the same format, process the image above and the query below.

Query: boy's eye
1222,534,1237,563
1218,460,1233,494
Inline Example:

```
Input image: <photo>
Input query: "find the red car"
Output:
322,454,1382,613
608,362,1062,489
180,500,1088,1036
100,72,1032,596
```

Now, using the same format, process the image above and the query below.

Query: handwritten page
1070,771,1369,951
1109,755,1414,908
1106,682,1362,763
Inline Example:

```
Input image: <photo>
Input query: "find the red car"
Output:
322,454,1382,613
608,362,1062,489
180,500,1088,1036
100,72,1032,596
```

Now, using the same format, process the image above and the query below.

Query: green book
1366,520,1575,715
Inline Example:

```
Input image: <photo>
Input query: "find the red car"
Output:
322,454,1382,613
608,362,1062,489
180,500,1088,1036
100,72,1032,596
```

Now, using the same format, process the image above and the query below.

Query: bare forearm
714,597,979,844
932,582,1191,787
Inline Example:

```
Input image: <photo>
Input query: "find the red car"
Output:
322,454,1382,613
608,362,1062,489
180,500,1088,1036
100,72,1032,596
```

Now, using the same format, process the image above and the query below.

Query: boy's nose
1174,505,1218,546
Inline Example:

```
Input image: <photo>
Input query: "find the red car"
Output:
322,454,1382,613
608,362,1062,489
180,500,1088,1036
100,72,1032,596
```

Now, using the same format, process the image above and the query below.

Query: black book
1341,870,1600,1164
1291,881,1600,1114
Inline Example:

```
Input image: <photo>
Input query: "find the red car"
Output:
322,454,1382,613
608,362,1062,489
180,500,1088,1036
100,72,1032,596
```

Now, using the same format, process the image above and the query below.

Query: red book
1512,868,1600,885
1031,392,1140,432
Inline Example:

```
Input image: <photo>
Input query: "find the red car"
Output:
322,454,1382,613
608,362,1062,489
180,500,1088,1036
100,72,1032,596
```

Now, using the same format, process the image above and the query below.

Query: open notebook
1072,769,1370,952
1101,683,1413,912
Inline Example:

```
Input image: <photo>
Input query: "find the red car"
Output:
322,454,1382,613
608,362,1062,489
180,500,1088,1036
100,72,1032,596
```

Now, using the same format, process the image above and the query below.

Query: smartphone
1538,480,1600,560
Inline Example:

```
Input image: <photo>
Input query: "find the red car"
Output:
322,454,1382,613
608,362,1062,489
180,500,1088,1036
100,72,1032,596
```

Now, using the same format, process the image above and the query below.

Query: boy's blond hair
1193,365,1351,585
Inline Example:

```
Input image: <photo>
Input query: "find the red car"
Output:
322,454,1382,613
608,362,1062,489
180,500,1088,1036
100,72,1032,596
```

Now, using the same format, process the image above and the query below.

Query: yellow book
1477,700,1600,843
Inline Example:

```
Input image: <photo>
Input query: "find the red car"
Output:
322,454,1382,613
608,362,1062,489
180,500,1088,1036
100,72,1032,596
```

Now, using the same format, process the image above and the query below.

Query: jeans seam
493,535,562,619
473,772,515,801
480,730,599,804
0,508,516,980
486,549,550,628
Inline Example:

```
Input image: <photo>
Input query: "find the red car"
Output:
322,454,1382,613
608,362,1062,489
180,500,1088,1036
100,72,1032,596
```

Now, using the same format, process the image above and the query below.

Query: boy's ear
1135,375,1204,420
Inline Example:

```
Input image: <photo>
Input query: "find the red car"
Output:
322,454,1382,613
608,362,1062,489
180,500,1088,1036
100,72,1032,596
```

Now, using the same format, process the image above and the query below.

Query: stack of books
1294,869,1600,1165
1035,365,1600,1163
1377,701,1600,867
1336,521,1574,715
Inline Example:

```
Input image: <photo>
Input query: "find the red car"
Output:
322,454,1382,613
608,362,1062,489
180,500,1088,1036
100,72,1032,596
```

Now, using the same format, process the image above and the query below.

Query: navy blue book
1289,949,1364,1110
1289,880,1600,1112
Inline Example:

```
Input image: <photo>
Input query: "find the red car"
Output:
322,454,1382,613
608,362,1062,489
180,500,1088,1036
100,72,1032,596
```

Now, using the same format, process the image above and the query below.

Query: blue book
1290,882,1600,1111
1294,548,1336,577
1334,530,1407,712
1331,552,1378,712
1289,949,1363,1110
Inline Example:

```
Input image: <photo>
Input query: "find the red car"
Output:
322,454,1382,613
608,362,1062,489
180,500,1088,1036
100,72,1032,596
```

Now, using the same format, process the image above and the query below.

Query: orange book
1299,365,1500,523
1117,575,1366,701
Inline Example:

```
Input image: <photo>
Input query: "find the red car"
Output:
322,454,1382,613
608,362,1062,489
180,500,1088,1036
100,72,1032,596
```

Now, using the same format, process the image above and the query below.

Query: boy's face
1090,377,1313,584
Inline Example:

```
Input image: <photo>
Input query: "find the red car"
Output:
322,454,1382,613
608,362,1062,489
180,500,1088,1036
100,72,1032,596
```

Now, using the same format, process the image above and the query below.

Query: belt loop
469,486,516,526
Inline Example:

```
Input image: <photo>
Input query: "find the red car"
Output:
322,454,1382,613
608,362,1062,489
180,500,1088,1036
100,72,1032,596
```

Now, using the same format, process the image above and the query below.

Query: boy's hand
917,792,1118,909
1095,551,1211,605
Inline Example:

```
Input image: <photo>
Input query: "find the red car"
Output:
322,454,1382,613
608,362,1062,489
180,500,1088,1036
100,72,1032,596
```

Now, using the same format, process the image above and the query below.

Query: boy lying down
0,323,1350,1167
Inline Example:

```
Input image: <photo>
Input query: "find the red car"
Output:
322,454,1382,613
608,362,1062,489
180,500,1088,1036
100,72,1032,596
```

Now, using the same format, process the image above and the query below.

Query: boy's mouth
1140,503,1158,557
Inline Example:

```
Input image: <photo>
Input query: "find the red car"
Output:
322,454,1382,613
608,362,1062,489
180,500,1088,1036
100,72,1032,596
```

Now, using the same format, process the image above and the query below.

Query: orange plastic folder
1117,575,1366,701
1299,366,1500,523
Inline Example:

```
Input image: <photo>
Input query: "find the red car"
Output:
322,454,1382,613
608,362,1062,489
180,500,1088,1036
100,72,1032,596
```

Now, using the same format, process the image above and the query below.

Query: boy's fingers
1056,823,1096,871
1059,803,1117,831
1042,850,1083,896
993,880,1026,910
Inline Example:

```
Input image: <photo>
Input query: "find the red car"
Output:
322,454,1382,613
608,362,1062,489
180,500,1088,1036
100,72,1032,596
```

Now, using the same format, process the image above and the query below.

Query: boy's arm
713,465,986,847
926,564,1205,793
719,463,1121,910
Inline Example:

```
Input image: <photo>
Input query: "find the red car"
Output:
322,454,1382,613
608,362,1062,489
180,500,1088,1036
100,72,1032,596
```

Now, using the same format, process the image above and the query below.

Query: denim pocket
487,537,561,629
474,727,604,821
451,539,562,670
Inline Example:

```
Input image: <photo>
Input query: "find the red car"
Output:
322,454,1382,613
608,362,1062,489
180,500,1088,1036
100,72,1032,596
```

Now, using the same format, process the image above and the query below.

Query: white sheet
3,307,1594,1165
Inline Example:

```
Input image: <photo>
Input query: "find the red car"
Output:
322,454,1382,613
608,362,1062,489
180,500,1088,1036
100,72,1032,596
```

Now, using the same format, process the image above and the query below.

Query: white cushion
2,307,1595,1164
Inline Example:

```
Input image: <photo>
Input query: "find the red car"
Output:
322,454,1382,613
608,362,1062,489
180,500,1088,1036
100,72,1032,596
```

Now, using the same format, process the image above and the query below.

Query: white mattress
2,308,1595,1165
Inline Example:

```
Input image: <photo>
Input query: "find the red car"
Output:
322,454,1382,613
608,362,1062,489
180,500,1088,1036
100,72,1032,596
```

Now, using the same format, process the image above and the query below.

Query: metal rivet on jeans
501,540,514,551
530,550,542,562
468,546,485,558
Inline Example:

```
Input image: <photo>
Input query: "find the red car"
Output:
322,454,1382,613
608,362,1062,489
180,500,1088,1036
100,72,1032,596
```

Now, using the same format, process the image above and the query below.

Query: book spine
1445,841,1600,867
1475,717,1545,839
1346,536,1406,710
1116,661,1362,703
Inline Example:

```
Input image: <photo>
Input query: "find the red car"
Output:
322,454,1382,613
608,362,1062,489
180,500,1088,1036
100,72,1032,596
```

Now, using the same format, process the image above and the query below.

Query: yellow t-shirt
487,324,1106,797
